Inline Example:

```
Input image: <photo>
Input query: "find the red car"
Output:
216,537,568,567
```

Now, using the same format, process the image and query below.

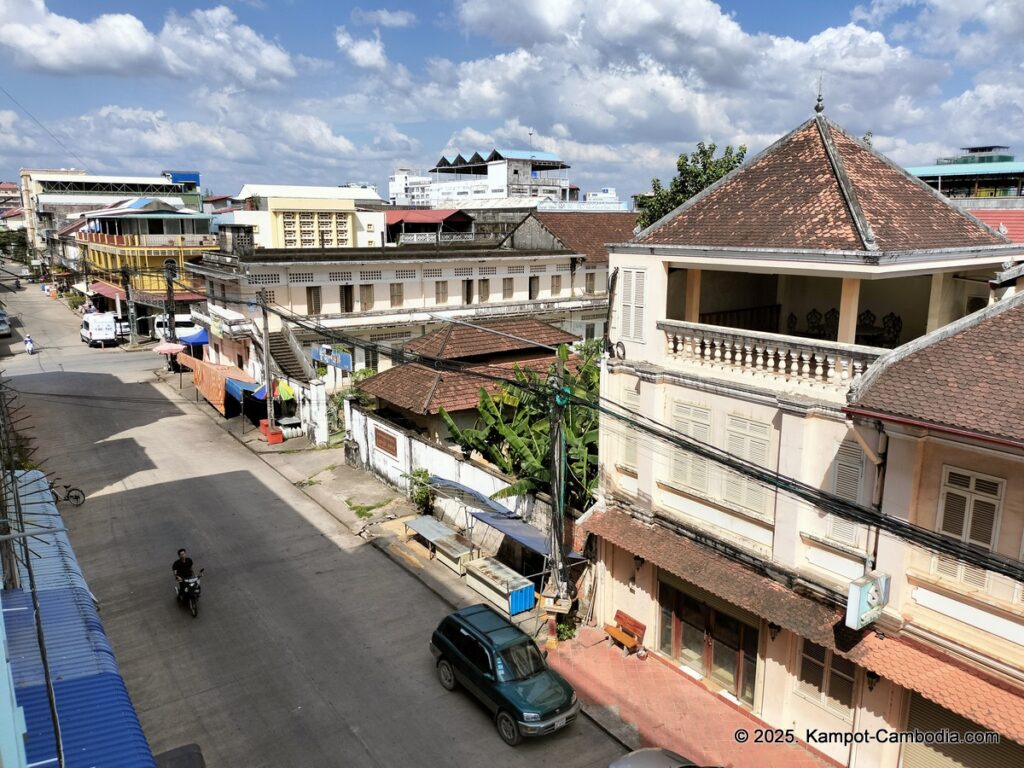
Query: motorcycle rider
24,335,34,355
172,548,195,599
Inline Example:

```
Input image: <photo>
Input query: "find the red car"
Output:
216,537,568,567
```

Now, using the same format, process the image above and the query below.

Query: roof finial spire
815,75,824,114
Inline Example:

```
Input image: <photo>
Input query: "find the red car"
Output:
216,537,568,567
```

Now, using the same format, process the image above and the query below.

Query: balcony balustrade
658,319,883,394
77,232,218,248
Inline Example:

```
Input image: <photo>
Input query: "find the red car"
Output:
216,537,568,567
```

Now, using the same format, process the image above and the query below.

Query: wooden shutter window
670,403,710,493
620,270,634,339
632,270,645,339
620,383,640,468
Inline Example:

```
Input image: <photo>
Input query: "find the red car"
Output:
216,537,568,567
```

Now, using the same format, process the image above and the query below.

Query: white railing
397,232,496,245
658,319,883,392
78,232,218,248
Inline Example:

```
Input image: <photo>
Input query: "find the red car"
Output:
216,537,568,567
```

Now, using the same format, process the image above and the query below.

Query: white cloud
0,1,295,85
456,0,582,45
351,8,417,28
0,111,36,151
335,26,388,69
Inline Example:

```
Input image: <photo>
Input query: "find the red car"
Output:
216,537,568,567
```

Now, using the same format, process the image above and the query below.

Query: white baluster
744,344,753,372
788,348,800,380
766,346,777,376
826,355,838,387
684,335,694,358
800,351,811,380
713,338,722,364
814,353,825,383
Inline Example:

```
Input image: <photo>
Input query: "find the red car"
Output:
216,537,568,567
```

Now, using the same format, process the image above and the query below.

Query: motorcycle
175,568,205,618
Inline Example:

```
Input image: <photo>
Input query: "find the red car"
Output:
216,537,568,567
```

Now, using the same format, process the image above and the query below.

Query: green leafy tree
636,142,747,229
439,343,600,512
0,230,28,262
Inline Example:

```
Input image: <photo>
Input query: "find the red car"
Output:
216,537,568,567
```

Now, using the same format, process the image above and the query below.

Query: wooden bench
603,610,646,655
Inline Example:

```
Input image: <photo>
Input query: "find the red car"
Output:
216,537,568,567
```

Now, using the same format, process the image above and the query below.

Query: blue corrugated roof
1,470,155,767
906,161,1024,178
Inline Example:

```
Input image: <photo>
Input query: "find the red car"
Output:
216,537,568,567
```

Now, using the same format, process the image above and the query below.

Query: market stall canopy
428,475,513,517
153,342,185,355
72,282,94,297
469,510,585,560
179,327,208,345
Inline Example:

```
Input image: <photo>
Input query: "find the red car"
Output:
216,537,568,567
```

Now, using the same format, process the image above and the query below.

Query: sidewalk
152,365,835,768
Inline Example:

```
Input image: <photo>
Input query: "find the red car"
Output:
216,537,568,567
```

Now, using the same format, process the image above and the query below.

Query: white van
80,313,117,347
151,313,196,340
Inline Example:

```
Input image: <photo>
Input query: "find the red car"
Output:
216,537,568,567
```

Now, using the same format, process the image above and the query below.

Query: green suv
430,603,580,746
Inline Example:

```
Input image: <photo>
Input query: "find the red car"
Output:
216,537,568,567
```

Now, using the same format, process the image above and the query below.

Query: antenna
529,128,534,153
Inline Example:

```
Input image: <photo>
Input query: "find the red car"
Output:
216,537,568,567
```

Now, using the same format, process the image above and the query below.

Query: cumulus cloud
0,1,295,84
0,111,36,151
335,26,388,69
351,8,417,28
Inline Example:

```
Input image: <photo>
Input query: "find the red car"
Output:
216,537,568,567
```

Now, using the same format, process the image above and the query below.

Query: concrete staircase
267,331,309,382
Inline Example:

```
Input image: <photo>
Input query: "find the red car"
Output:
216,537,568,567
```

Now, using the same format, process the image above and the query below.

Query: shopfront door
658,580,759,706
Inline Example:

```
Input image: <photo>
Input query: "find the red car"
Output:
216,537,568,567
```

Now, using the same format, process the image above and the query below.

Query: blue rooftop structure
906,161,1024,178
1,471,155,768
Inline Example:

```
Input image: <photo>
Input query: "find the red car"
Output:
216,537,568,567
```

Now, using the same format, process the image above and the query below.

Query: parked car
430,603,579,746
0,315,10,338
609,748,697,768
150,313,196,340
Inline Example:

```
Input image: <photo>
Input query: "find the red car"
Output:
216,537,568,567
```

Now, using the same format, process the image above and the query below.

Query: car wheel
496,710,521,747
437,658,457,691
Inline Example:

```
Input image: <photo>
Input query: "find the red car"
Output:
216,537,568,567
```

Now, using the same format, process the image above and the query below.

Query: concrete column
926,272,957,332
838,277,861,343
309,379,328,446
684,268,701,323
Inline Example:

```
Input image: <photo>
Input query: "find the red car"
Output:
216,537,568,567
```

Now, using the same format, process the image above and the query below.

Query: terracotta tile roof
638,117,1008,253
358,355,562,414
583,506,1024,742
849,292,1024,445
0,207,24,220
403,319,578,360
532,211,638,263
969,209,1024,243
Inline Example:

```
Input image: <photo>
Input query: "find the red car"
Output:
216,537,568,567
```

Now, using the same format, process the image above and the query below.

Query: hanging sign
845,572,890,630
312,344,353,371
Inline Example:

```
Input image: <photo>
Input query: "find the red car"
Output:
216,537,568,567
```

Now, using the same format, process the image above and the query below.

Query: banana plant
439,340,601,512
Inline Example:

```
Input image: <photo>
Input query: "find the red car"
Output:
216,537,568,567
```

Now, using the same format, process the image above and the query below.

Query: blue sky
1,1,1022,198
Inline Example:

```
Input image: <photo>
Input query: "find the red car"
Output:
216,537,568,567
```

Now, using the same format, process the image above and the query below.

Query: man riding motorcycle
172,548,195,598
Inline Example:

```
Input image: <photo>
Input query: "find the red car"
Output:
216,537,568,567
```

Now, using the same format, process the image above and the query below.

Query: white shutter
968,498,997,548
620,270,633,339
723,429,747,506
832,443,863,502
933,468,1004,592
632,270,646,340
904,693,1024,768
723,416,770,513
670,403,710,493
939,490,968,538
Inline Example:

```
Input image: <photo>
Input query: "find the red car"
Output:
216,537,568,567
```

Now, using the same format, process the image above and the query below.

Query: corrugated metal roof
36,194,186,207
906,161,1024,177
1,470,155,767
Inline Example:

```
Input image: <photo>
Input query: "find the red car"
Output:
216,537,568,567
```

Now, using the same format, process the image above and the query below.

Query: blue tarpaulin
225,377,259,401
179,327,209,345
428,475,513,517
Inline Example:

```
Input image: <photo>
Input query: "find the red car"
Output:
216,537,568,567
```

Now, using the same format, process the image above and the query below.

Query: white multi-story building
586,109,1024,767
388,169,432,207
186,222,610,390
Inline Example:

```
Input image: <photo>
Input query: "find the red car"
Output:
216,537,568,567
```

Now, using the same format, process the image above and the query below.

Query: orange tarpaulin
178,352,257,415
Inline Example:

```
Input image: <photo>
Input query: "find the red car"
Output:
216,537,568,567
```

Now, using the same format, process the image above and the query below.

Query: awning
428,475,514,517
470,510,584,560
225,377,260,401
583,506,1024,742
179,327,209,345
89,281,126,301
405,515,458,544
72,282,94,296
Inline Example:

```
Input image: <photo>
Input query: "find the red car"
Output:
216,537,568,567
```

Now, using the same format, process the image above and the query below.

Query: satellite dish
614,341,626,359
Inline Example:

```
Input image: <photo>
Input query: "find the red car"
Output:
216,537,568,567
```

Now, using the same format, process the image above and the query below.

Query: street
1,286,625,768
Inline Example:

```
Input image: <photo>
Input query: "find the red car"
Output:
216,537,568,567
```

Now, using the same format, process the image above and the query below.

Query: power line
0,83,89,171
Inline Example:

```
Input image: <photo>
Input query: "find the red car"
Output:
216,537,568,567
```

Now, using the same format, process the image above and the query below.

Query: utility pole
164,257,178,342
548,350,569,599
121,267,138,346
260,288,275,431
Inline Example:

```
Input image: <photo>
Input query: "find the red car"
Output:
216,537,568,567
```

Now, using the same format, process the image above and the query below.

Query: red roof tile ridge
816,116,877,251
849,290,1024,408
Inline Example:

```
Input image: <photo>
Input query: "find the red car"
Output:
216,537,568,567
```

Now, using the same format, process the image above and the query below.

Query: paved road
1,286,625,768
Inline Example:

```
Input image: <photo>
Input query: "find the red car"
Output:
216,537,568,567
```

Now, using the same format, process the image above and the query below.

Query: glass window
797,640,855,719
495,642,545,682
